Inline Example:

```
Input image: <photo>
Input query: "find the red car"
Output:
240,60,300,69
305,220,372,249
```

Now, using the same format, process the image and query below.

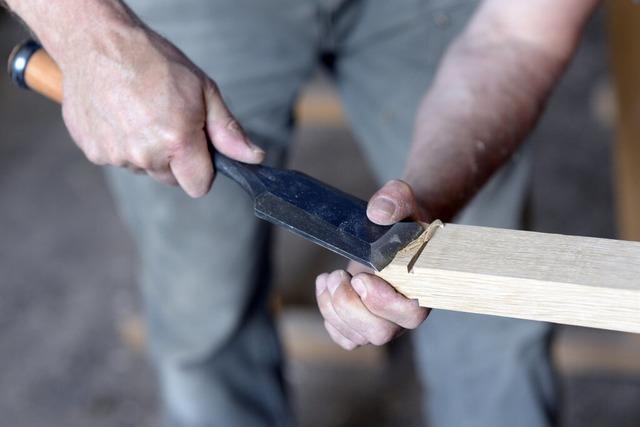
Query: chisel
8,39,424,272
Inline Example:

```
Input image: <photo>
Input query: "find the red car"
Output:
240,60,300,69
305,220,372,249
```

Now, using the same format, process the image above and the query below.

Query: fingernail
224,121,265,156
226,120,244,138
327,274,342,295
315,274,327,297
241,135,265,158
351,277,367,298
248,141,265,157
369,197,396,219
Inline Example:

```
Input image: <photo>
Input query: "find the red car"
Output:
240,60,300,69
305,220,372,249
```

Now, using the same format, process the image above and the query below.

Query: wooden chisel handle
9,40,63,103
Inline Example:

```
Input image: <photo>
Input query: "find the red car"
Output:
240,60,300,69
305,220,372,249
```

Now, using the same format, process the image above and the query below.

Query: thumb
204,79,265,163
367,179,419,225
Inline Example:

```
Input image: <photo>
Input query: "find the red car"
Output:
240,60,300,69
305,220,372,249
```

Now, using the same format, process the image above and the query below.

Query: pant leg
106,1,319,426
332,1,556,426
414,147,557,427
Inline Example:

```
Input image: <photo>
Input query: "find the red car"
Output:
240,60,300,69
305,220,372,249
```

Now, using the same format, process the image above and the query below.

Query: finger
346,260,373,276
73,138,107,166
169,129,215,198
352,273,430,330
315,272,330,295
204,80,265,164
366,179,419,225
326,270,399,346
316,273,368,346
324,321,358,351
80,144,110,165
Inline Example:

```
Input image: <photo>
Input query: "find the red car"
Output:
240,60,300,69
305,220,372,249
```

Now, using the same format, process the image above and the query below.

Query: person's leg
332,1,556,426
412,148,557,427
107,1,319,425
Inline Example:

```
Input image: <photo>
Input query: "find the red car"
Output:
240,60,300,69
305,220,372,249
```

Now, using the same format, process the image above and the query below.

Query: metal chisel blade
250,167,425,271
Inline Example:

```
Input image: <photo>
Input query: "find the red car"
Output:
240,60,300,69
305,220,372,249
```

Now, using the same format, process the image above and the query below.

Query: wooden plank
606,1,640,240
377,223,640,334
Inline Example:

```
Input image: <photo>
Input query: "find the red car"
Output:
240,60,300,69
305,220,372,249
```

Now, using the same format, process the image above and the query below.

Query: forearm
4,0,142,67
405,1,596,221
404,36,561,221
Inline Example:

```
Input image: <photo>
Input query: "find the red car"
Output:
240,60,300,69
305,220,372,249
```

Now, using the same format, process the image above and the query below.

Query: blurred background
1,5,640,427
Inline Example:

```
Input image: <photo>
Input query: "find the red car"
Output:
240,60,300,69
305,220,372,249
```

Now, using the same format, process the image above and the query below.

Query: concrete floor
1,9,639,427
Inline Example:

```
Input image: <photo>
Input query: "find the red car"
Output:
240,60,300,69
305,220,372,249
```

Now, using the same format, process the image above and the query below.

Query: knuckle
163,131,191,156
129,146,154,169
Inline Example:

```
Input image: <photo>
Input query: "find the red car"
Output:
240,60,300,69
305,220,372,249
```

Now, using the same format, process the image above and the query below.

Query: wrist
403,121,478,223
7,0,143,69
402,173,462,223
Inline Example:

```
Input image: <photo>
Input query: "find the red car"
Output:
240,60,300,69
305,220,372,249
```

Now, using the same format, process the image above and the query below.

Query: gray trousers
106,1,556,426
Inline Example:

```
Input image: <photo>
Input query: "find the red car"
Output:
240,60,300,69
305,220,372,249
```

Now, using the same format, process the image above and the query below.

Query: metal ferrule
8,39,42,89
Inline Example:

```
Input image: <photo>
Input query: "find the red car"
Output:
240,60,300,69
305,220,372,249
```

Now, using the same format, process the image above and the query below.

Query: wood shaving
400,220,444,273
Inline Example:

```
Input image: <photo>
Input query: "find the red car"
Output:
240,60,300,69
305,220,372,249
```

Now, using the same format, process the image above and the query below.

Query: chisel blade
223,161,425,271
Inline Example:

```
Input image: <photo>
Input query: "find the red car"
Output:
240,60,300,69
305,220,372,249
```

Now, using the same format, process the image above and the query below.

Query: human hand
315,180,430,350
60,24,264,197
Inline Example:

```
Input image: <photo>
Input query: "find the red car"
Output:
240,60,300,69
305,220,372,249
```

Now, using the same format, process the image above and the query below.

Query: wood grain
378,223,640,333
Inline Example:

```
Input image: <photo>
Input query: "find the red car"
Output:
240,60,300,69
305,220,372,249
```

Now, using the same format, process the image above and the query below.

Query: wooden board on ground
377,223,640,334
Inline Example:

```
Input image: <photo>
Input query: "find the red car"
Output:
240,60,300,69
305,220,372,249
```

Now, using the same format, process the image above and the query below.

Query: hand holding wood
315,180,429,350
